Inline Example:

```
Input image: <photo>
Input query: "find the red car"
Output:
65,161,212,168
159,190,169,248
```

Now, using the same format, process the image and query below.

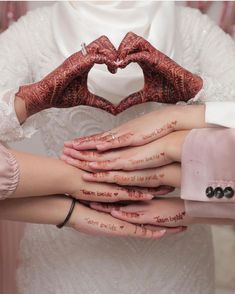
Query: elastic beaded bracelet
56,197,76,229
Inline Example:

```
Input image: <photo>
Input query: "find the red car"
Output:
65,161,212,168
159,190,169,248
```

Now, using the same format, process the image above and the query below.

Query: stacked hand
68,200,184,238
56,30,203,235
61,105,207,231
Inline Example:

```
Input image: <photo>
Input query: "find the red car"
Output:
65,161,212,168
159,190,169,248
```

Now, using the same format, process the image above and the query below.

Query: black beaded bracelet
56,197,76,229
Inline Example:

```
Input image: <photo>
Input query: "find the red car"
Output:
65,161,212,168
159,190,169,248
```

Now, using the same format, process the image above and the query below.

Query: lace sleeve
0,143,19,200
0,13,39,142
180,7,235,103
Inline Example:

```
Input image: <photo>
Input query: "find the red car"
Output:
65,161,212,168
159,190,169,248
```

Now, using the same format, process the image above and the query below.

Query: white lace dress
1,4,235,294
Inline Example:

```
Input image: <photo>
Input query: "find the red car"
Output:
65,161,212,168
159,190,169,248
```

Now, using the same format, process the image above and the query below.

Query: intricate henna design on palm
16,36,118,116
115,32,203,114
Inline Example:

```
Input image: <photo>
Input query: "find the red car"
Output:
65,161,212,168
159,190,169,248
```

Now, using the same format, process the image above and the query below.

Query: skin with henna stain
115,32,202,113
16,36,118,116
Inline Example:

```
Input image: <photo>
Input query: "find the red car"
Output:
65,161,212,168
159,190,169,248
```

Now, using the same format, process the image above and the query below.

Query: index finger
64,132,106,150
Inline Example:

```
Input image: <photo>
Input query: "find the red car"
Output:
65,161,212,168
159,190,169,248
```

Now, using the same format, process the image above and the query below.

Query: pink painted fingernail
60,154,68,161
142,193,154,200
111,207,120,211
111,210,121,216
96,144,108,150
82,173,93,180
61,154,75,164
159,229,167,236
64,141,73,146
67,157,75,164
89,162,98,168
63,148,70,155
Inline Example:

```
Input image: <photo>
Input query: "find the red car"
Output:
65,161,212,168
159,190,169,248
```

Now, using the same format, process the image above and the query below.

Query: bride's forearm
10,150,81,198
0,195,72,225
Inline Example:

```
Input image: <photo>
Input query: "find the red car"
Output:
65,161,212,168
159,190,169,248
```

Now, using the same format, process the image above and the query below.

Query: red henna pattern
154,211,186,224
16,36,118,116
85,217,118,232
113,173,163,185
17,32,202,116
142,120,178,141
116,187,148,199
115,32,202,113
129,152,165,166
79,189,113,198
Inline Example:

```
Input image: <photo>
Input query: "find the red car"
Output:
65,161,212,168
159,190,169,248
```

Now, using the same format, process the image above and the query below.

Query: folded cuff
0,143,20,199
185,200,235,220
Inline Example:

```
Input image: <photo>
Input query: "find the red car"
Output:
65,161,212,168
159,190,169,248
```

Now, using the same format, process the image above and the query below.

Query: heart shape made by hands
16,33,202,117
87,62,145,106
83,32,203,116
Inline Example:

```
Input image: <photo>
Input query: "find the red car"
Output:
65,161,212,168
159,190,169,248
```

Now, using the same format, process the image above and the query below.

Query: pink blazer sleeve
0,143,19,199
181,128,235,219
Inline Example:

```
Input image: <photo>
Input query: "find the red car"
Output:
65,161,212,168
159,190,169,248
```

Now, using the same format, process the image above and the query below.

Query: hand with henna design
90,198,189,228
69,172,157,203
61,147,175,198
16,36,118,117
0,195,173,239
115,32,203,113
62,131,187,191
90,198,235,228
62,130,188,172
64,104,205,152
69,201,174,239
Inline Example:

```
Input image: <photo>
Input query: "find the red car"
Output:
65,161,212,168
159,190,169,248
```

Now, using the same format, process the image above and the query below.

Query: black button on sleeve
206,187,214,198
224,187,234,199
214,187,224,199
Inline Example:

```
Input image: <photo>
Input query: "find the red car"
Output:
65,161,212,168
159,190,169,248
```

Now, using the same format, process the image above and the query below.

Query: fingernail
96,144,104,150
64,141,73,146
60,154,68,161
144,194,154,200
115,60,122,65
61,155,74,164
82,173,93,180
63,147,70,155
90,202,98,208
111,210,121,216
89,162,98,168
96,144,109,150
159,229,167,236
67,157,75,164
73,142,81,147
112,207,120,211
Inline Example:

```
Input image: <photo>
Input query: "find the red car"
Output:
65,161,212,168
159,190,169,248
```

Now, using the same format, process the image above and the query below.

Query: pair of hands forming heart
17,32,203,117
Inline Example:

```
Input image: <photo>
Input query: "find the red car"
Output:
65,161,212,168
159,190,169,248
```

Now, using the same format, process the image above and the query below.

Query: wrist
16,82,49,117
67,201,81,228
61,162,83,196
15,96,28,124
182,201,196,225
174,104,206,131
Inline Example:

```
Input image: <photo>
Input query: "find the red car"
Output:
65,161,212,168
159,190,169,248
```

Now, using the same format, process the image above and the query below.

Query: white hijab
52,1,181,103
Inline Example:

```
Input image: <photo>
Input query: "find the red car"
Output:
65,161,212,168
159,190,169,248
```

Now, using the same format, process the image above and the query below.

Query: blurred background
0,1,235,293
